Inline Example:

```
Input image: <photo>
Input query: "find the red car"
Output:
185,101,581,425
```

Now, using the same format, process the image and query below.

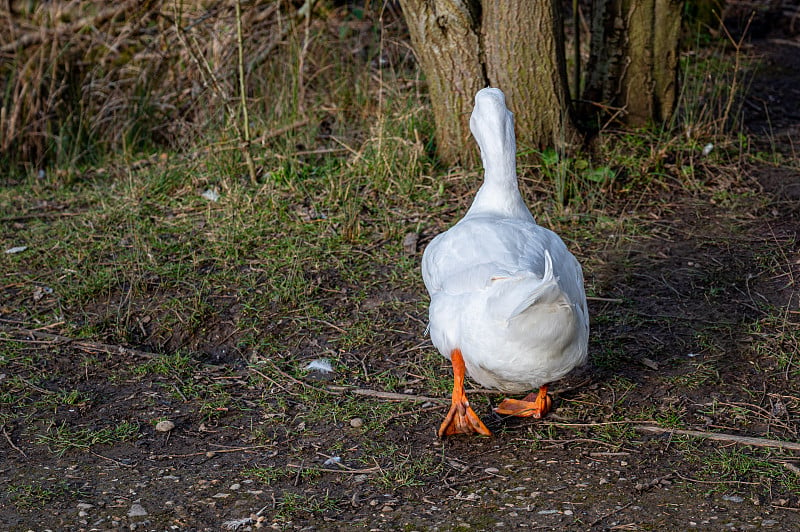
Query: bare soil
2,12,800,532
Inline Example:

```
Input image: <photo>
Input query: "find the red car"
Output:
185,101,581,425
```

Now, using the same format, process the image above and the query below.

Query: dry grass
1,0,413,175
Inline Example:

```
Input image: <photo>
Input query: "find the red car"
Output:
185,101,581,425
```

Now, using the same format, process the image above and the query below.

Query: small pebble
382,505,394,512
128,503,148,517
350,417,364,428
722,495,744,503
484,467,499,474
155,420,175,432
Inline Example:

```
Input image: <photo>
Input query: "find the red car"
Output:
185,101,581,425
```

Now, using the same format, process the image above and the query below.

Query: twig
258,358,337,394
2,426,28,459
248,366,300,396
295,0,314,116
326,385,446,404
586,296,624,303
1,212,84,222
90,450,137,467
0,325,156,359
150,444,274,459
254,117,311,144
443,474,495,490
286,463,380,474
782,462,800,476
234,0,257,185
588,502,633,527
635,425,800,451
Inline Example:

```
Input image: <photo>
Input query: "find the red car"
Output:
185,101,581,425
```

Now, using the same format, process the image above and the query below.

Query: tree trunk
398,0,484,166
482,1,578,151
583,0,683,127
399,0,577,165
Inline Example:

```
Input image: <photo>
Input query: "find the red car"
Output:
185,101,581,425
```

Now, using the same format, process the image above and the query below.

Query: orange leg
438,349,492,437
494,385,552,418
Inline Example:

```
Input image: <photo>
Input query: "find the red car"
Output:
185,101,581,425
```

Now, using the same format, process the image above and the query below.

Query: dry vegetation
2,0,415,174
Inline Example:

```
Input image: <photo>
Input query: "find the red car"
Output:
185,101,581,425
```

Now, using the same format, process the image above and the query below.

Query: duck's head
469,88,516,161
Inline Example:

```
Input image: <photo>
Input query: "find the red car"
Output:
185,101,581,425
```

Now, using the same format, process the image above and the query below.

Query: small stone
402,232,419,255
382,505,394,512
76,503,94,510
229,483,241,490
484,467,500,474
212,493,230,498
206,451,216,458
350,418,364,428
722,495,744,503
564,510,573,516
128,503,148,517
155,420,175,432
762,519,778,527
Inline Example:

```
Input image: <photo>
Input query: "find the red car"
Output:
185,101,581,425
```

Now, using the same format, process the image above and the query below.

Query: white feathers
421,87,589,393
304,358,334,374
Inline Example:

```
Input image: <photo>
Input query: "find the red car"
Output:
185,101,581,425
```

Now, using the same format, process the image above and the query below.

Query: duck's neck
465,143,534,222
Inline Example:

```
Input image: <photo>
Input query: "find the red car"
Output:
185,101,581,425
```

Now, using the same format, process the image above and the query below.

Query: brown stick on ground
0,324,157,359
635,425,800,451
326,385,446,404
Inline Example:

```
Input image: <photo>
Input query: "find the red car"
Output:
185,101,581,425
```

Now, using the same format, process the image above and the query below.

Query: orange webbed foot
438,349,492,437
494,385,552,418
438,396,492,437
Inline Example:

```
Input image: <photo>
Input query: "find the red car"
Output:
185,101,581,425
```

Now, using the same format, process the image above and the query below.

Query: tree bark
399,0,577,165
482,1,578,151
583,0,683,127
398,0,484,166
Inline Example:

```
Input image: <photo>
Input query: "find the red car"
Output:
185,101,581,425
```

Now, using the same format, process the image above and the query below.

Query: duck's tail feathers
489,251,559,321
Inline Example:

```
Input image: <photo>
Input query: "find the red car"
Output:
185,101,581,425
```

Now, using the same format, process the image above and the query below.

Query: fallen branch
150,444,275,460
635,425,800,451
286,463,380,474
0,325,156,359
326,385,446,404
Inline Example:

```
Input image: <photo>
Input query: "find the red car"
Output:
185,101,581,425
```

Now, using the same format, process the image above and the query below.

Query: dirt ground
2,9,800,532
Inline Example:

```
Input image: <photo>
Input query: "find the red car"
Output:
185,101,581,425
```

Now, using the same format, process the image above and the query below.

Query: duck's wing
423,217,587,319
422,219,521,296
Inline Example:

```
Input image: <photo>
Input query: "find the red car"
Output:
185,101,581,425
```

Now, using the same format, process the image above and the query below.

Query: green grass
275,491,340,522
8,480,87,509
35,420,140,456
698,448,800,495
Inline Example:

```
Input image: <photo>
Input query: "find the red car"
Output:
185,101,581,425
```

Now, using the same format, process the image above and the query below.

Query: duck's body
422,88,589,437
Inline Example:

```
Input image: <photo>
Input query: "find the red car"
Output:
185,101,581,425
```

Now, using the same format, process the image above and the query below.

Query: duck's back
422,214,588,391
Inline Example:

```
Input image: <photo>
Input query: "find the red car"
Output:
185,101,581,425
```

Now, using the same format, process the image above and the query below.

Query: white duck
422,88,589,437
